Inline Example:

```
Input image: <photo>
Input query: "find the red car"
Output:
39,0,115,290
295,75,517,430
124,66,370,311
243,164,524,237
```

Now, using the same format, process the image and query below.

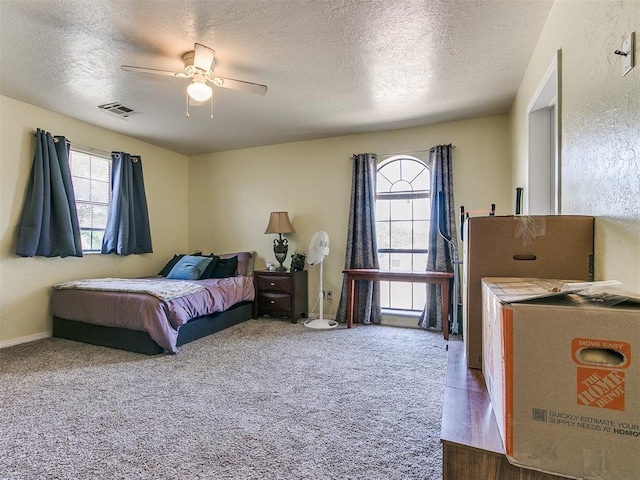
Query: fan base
303,318,338,330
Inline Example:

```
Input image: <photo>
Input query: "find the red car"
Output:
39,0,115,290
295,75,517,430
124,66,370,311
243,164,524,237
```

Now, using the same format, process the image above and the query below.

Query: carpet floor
0,319,448,480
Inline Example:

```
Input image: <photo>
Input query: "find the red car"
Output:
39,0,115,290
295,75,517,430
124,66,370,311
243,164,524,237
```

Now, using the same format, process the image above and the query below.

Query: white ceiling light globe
187,79,212,102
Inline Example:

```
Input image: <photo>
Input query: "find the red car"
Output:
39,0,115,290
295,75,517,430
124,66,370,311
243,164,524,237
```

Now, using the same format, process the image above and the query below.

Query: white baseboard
0,331,51,349
307,312,419,328
381,310,421,329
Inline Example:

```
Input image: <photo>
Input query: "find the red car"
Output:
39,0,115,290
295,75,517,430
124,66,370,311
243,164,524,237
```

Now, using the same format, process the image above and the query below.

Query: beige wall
0,96,189,345
511,0,640,290
189,115,512,317
0,96,509,345
4,1,638,346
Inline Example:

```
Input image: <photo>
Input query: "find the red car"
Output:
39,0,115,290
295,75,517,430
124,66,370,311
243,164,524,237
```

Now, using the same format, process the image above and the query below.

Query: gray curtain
101,152,153,255
16,129,83,257
335,153,381,325
419,145,456,330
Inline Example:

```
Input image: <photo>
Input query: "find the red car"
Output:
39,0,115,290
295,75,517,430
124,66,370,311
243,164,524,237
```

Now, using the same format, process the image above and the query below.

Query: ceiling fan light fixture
187,76,212,102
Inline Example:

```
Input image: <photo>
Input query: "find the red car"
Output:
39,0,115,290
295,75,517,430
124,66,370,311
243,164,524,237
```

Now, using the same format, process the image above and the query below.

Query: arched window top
376,155,429,195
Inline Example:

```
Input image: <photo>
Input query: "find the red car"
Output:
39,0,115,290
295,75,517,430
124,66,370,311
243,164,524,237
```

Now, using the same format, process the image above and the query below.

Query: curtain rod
69,143,112,157
376,144,456,158
32,131,112,157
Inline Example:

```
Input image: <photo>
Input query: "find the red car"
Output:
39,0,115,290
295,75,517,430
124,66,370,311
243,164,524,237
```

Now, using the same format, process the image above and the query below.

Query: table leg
441,279,450,341
346,276,354,328
352,279,360,326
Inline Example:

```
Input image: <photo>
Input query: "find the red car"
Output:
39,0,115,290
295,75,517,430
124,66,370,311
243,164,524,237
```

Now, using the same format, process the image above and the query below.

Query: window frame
69,148,112,254
375,155,431,312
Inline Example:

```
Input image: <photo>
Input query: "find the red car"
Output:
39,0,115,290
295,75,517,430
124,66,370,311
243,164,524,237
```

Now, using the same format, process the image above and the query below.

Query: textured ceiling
0,0,554,155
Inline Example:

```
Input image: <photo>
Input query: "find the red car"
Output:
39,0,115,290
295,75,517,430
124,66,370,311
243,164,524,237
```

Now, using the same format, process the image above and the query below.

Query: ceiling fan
121,43,267,117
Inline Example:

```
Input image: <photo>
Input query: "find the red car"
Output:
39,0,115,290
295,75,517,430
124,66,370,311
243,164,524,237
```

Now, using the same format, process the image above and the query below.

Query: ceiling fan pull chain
210,94,214,119
185,91,190,118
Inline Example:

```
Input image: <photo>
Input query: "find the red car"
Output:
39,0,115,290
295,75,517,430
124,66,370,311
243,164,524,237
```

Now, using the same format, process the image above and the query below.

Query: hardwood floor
440,341,568,480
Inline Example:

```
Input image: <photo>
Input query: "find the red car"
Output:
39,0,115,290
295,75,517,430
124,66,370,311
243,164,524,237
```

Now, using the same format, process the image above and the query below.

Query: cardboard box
463,215,594,369
482,278,640,479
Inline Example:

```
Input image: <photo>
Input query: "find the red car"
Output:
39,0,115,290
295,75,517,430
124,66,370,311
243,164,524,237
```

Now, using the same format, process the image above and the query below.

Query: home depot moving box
463,215,594,369
482,278,640,479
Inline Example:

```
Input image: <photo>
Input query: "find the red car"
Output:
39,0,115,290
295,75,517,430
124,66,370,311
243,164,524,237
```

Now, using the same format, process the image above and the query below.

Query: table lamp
264,211,295,271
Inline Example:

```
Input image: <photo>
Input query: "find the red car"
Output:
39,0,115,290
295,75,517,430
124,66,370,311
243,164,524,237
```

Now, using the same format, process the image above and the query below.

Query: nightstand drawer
258,293,291,311
253,269,308,323
256,275,291,293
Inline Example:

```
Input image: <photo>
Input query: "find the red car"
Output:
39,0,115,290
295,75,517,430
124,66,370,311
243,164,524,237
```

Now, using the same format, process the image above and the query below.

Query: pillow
208,255,238,278
158,251,210,276
158,254,185,276
218,251,254,276
199,255,220,279
167,255,213,280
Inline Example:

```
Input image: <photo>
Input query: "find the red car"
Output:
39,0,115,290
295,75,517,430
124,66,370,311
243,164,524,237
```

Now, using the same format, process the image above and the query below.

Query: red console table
342,269,454,339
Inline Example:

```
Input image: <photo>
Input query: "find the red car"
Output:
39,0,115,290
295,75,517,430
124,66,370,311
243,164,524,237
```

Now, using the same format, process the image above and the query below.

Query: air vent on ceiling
98,102,139,120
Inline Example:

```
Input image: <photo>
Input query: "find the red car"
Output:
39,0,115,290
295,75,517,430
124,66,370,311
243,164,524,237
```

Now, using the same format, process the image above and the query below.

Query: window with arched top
376,155,431,311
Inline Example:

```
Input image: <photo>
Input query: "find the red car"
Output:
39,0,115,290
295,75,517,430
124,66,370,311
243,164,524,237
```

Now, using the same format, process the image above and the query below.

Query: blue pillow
158,254,185,276
167,255,213,280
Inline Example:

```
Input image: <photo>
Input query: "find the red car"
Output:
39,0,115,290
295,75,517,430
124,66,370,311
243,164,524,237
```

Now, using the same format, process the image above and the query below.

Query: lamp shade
264,212,295,234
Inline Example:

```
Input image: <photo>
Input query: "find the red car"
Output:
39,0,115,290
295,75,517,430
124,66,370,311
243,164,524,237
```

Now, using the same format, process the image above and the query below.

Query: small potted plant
290,251,306,272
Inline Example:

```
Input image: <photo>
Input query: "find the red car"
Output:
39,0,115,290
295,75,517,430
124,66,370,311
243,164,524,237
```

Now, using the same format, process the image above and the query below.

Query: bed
51,251,256,355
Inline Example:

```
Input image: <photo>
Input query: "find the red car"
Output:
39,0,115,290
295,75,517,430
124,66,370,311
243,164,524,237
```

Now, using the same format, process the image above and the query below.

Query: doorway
527,50,561,215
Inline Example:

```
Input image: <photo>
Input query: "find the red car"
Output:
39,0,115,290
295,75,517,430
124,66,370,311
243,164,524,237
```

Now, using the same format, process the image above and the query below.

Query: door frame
526,50,562,215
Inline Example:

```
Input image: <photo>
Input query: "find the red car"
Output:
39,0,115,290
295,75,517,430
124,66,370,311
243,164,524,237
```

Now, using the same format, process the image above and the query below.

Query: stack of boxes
461,215,640,477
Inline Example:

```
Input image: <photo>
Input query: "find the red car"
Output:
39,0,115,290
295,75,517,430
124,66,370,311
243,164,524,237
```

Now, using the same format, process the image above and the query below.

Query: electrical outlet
326,291,333,302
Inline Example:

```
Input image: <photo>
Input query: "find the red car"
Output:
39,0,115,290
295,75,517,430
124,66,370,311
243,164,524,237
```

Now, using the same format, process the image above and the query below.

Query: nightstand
254,270,308,323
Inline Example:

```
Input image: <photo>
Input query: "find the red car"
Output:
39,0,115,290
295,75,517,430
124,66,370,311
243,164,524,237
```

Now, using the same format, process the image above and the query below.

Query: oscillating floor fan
303,231,338,330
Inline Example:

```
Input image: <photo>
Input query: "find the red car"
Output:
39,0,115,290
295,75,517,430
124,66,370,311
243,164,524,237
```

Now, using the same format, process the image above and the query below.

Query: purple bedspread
50,276,255,353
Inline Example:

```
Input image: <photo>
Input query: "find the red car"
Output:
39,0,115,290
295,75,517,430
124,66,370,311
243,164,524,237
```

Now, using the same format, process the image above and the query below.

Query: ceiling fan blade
121,65,187,78
212,77,268,95
193,43,215,72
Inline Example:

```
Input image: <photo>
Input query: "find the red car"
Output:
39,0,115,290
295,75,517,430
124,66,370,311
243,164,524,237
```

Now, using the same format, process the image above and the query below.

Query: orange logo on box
572,338,630,412
576,367,625,411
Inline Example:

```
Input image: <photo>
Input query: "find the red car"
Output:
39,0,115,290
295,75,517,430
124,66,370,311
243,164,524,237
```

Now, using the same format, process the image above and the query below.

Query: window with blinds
69,150,112,253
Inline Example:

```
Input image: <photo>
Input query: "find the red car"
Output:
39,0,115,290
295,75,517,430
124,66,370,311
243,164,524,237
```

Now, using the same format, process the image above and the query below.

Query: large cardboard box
482,278,640,479
463,215,594,369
